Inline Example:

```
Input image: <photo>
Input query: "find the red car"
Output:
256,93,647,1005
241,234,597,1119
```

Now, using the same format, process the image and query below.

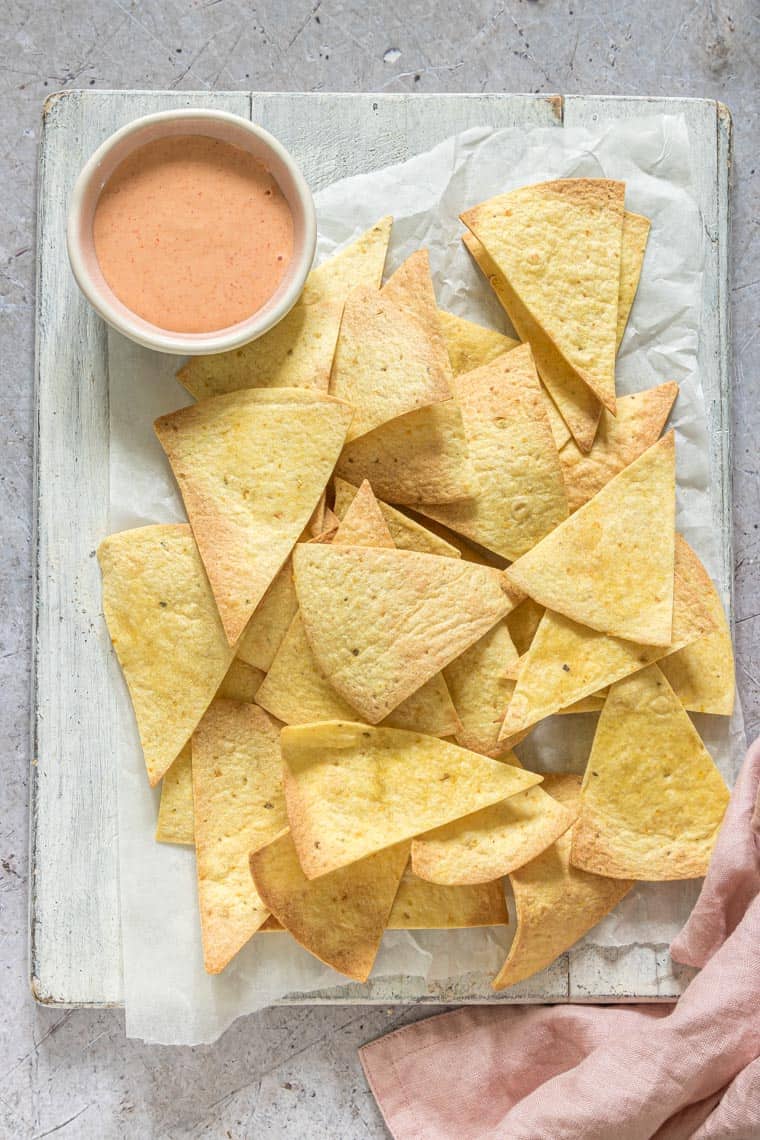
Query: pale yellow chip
492,774,634,990
177,217,392,399
336,400,478,505
217,659,265,703
461,180,625,414
192,700,288,973
500,532,715,738
250,832,409,982
617,212,651,348
330,285,451,441
571,665,730,880
541,384,572,450
560,382,678,512
380,250,453,391
333,477,461,558
98,524,235,786
438,309,519,375
387,867,508,928
236,561,298,672
417,344,569,559
155,743,194,845
506,433,676,646
556,693,607,714
463,231,602,453
506,598,545,657
443,621,518,757
332,478,395,548
155,388,352,644
294,544,522,723
282,722,542,877
412,771,577,886
658,541,735,716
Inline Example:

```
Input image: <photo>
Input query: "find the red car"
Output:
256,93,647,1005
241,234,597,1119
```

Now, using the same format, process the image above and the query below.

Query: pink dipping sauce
92,135,294,334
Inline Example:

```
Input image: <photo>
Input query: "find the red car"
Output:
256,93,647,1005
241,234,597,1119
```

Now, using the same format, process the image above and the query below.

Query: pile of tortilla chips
98,181,734,991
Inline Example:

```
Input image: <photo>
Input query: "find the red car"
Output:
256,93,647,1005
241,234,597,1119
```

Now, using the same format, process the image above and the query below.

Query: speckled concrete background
1,3,758,1137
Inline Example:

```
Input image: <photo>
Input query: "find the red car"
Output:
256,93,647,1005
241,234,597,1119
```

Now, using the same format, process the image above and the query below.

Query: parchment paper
109,114,745,1044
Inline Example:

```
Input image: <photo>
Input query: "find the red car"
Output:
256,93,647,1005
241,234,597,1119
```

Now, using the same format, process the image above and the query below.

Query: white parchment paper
109,115,745,1044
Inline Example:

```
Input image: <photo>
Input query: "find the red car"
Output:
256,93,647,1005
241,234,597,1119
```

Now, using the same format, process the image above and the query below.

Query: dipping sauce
93,135,294,333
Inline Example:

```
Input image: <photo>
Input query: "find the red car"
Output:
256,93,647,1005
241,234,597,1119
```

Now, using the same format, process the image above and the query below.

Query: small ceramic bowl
66,108,316,356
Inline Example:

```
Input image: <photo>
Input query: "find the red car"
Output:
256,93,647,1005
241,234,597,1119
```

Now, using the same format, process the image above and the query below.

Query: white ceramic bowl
66,109,316,355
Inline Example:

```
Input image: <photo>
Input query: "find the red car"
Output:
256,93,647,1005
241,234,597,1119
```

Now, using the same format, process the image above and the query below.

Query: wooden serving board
31,91,732,1008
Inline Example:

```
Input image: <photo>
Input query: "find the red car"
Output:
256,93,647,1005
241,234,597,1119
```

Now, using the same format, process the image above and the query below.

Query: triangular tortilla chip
506,433,676,645
463,231,602,452
438,309,519,376
443,621,518,757
617,212,651,348
235,561,298,671
560,382,678,512
412,768,577,886
192,700,288,972
461,180,625,414
282,722,542,877
330,285,451,441
500,532,715,738
506,597,545,657
659,544,735,715
417,344,569,559
250,832,409,982
98,524,235,786
387,867,508,928
155,657,266,845
380,250,453,388
294,545,522,722
155,744,194,845
541,384,572,450
571,665,730,879
256,482,459,736
155,388,352,644
336,399,478,505
333,477,461,558
492,774,633,990
177,217,392,399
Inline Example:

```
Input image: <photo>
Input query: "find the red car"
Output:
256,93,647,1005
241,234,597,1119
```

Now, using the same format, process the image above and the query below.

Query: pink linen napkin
360,737,760,1140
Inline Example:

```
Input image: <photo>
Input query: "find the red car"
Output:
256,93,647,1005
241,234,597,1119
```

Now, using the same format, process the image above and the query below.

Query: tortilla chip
98,524,234,786
506,598,545,657
492,774,634,990
282,721,542,877
155,388,352,644
412,772,577,886
438,309,519,375
336,399,478,505
463,231,602,453
330,285,451,441
500,533,714,738
443,621,518,757
571,665,730,879
381,250,453,390
217,659,265,703
235,561,298,672
541,385,572,450
617,212,651,348
417,344,569,559
461,180,625,414
177,217,392,399
556,693,607,714
257,482,459,736
155,744,194,845
387,867,508,928
250,832,408,981
659,545,735,716
506,433,676,646
192,700,288,972
333,477,461,558
294,545,522,722
560,382,678,512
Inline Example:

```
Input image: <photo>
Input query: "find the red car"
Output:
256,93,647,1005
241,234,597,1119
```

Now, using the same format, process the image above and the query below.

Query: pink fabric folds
360,737,760,1140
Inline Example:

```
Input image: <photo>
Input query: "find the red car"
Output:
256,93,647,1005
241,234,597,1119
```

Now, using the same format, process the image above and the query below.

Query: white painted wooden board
31,92,732,1008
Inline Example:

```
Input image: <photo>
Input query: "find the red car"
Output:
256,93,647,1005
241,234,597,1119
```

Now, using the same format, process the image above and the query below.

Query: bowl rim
66,107,317,356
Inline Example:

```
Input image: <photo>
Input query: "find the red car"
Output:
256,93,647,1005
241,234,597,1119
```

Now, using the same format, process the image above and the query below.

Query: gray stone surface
1,2,758,1137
